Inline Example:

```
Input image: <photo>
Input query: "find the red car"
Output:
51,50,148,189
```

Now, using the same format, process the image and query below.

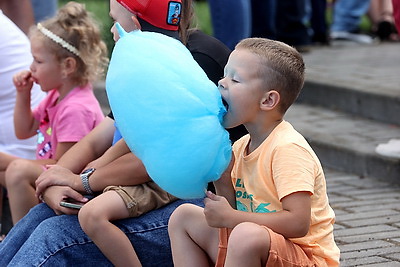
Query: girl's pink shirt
32,84,104,159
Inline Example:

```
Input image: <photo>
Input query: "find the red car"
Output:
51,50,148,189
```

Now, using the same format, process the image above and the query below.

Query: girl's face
29,36,63,92
218,49,266,129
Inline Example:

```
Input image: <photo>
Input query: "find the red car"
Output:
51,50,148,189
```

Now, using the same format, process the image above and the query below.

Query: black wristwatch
80,167,95,195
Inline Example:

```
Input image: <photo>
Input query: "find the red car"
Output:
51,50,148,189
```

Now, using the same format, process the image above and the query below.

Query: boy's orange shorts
215,227,318,267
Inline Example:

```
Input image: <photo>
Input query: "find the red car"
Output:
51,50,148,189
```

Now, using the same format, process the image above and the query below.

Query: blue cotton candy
105,24,232,199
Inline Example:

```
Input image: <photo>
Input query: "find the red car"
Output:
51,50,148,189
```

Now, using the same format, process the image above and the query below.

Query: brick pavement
325,168,400,266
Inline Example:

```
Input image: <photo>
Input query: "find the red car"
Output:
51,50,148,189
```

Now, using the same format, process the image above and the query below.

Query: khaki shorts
104,182,178,217
216,227,318,267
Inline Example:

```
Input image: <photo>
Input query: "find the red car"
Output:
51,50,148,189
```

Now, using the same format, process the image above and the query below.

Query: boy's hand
203,191,235,228
13,70,34,93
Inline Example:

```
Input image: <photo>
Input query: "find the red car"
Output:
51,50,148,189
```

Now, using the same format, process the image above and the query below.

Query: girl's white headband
37,23,80,57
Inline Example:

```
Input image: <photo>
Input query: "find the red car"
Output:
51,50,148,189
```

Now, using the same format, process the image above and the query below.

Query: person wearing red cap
0,0,244,266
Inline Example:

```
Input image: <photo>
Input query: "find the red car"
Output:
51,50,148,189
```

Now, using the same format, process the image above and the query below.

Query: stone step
285,103,400,184
298,80,400,126
300,43,400,126
93,81,110,115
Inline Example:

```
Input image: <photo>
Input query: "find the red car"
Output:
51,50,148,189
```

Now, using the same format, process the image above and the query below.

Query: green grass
193,1,212,35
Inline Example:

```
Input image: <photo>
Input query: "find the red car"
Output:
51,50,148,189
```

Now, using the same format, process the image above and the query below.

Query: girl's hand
13,70,34,93
203,191,235,228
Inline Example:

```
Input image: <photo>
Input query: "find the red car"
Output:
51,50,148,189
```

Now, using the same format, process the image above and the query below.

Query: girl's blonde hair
30,1,109,86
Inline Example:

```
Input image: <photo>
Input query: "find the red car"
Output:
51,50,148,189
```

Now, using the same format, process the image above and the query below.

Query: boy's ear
61,57,77,78
260,90,280,111
131,15,142,30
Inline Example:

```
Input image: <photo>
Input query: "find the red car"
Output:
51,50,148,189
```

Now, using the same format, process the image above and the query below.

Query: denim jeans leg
331,0,371,32
208,0,252,49
251,0,277,39
0,203,55,266
276,0,311,46
2,199,203,267
31,0,58,23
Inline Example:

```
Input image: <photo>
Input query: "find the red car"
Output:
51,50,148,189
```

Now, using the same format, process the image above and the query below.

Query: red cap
117,0,182,31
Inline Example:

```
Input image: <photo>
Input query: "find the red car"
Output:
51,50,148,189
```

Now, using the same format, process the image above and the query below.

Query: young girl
0,1,108,225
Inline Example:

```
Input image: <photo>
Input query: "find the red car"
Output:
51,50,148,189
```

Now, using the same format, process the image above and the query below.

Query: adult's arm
55,116,115,173
36,117,151,198
0,0,34,35
35,117,115,198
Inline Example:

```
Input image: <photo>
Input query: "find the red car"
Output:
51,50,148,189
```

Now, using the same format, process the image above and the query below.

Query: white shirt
0,10,46,159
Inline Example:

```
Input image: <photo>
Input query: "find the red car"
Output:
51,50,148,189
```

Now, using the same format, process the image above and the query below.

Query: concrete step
93,81,110,115
298,80,400,126
285,103,400,184
300,43,400,126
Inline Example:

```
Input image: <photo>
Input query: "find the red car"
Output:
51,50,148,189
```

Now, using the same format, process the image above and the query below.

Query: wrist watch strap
80,167,95,195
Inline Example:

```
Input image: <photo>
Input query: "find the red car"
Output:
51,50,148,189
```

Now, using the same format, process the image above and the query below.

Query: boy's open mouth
222,98,229,111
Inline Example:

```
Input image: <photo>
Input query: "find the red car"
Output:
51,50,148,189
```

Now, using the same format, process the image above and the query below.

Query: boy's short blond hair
235,38,305,113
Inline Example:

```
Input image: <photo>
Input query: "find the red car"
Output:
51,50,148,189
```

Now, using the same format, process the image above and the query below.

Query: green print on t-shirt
235,178,276,213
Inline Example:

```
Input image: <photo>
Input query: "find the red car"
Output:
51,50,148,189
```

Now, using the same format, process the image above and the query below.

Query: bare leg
78,191,141,267
5,159,44,224
0,152,19,179
224,222,270,267
168,204,220,267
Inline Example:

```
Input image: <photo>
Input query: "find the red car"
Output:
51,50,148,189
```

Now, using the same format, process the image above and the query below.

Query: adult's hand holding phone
42,186,88,215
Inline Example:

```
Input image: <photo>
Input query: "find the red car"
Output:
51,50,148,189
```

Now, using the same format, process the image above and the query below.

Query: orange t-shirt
231,120,340,266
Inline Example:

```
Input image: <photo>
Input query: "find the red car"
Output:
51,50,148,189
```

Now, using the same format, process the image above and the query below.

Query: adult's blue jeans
208,0,252,50
0,199,203,266
251,0,277,39
331,0,371,32
31,0,58,22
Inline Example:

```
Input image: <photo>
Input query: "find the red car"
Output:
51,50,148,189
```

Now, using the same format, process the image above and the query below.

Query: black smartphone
59,195,94,210
59,200,84,209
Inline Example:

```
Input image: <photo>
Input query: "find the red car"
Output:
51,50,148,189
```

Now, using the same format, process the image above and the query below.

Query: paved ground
325,168,400,266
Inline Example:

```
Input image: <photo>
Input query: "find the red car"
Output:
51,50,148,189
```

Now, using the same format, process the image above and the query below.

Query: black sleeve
191,52,224,86
108,111,114,120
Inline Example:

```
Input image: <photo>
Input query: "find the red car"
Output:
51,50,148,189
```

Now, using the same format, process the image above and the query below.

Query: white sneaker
330,31,374,44
375,139,400,158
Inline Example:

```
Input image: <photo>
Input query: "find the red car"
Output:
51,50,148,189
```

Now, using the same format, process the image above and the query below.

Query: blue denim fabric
251,0,277,39
31,0,58,23
0,199,203,266
208,0,252,50
331,0,371,32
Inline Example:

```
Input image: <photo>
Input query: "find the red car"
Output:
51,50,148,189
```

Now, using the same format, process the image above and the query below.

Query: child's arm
204,190,311,239
13,70,40,139
213,154,236,208
86,138,131,169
